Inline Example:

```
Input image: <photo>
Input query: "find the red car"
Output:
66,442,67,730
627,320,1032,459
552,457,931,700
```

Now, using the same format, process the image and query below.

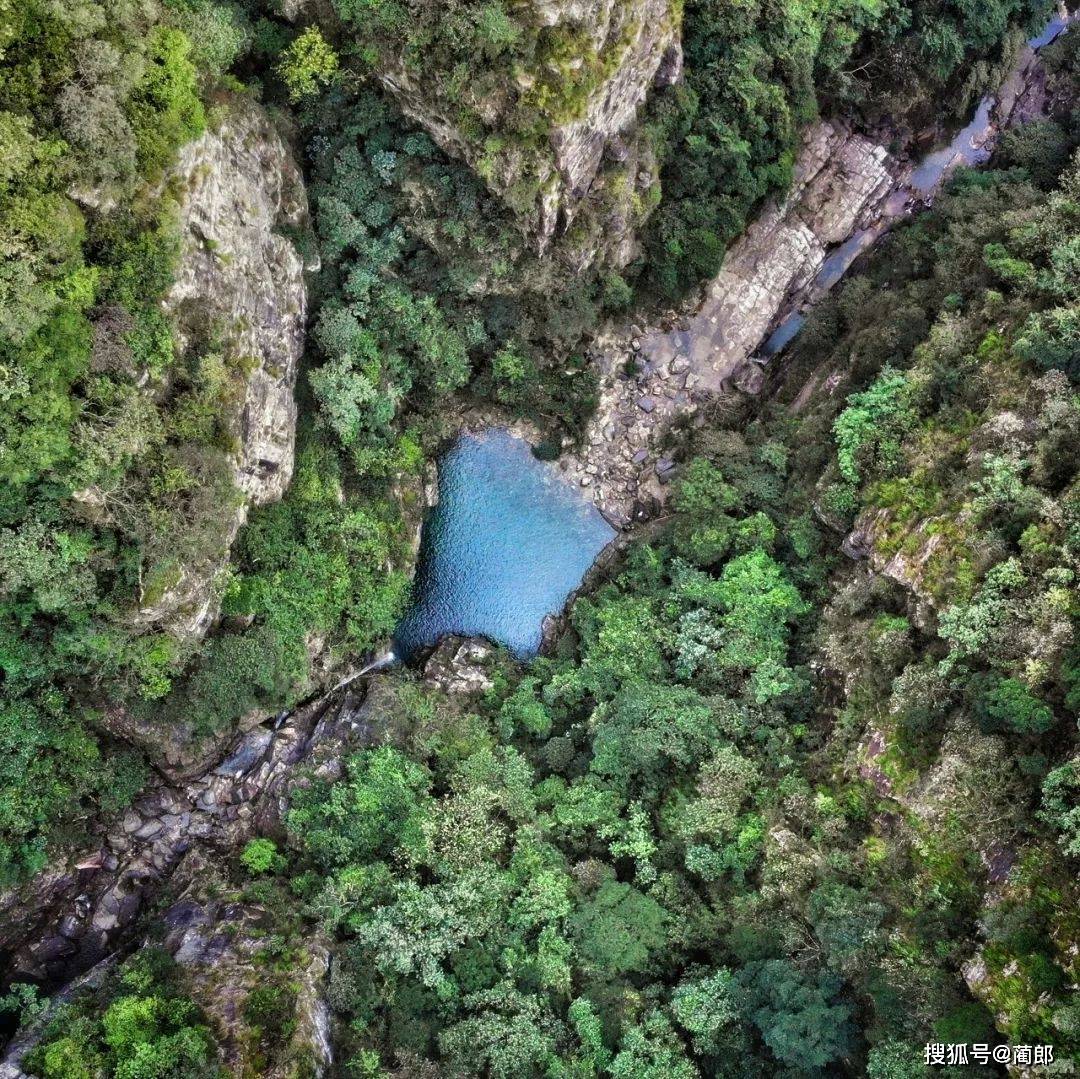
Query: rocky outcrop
167,101,309,507
0,680,388,986
559,27,1071,524
131,96,310,640
645,125,895,383
841,507,951,620
422,636,497,696
160,852,334,1077
374,0,679,267
0,854,334,1079
557,120,901,521
0,958,119,1079
97,696,275,786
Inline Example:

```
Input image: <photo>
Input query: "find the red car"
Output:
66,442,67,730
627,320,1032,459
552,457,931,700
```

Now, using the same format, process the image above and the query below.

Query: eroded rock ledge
559,34,1065,524
558,119,896,521
0,625,509,1002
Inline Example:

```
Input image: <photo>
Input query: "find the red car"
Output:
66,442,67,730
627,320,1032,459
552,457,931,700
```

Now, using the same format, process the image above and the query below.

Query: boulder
423,637,497,696
0,682,379,983
160,852,334,1077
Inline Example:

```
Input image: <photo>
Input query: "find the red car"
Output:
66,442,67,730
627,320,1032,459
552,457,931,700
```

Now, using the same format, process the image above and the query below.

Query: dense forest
0,0,1078,1075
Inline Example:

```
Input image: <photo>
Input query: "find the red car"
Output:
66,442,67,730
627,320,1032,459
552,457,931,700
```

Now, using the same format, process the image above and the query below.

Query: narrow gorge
1,1,1078,1076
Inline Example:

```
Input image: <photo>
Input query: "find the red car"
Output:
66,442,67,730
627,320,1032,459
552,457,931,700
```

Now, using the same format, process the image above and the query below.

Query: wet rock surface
422,636,497,696
0,682,384,988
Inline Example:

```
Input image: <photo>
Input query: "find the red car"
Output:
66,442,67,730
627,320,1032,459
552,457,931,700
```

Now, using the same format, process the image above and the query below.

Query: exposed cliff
0,681,381,988
0,667,431,990
0,851,334,1079
336,0,681,268
153,852,334,1078
558,27,1071,524
558,119,900,522
130,96,310,640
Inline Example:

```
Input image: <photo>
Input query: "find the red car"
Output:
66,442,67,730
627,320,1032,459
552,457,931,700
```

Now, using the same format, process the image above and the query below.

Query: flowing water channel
390,13,1072,663
758,11,1071,361
393,429,616,660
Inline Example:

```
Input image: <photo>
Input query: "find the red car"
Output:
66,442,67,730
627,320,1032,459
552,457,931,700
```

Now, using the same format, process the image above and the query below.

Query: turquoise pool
394,429,616,659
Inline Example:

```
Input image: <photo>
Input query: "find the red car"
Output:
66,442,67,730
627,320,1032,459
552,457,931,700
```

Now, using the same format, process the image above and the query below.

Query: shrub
833,368,916,485
973,675,1056,736
1040,760,1080,857
240,837,284,876
278,27,339,101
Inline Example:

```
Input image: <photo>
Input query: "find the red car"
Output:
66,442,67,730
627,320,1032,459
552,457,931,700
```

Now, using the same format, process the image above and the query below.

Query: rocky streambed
0,689,362,990
0,640,503,1076
559,19,1072,525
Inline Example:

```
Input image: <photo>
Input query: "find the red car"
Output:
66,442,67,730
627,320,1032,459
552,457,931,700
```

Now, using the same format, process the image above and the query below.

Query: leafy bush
23,949,221,1079
833,368,916,485
278,26,339,102
240,837,285,876
973,675,1056,735
1041,760,1080,857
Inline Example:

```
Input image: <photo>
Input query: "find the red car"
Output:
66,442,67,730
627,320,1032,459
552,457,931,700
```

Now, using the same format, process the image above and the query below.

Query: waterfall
329,647,400,694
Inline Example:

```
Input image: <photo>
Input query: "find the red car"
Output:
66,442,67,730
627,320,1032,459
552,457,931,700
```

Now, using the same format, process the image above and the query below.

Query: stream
757,10,1072,361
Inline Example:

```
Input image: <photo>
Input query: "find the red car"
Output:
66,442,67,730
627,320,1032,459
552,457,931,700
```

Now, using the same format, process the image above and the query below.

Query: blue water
908,16,1070,195
1029,15,1068,49
745,12,1071,366
394,429,616,660
760,312,806,357
814,229,877,291
910,96,995,196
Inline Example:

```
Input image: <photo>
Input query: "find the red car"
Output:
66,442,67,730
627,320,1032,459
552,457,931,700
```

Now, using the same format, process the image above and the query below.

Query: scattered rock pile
0,686,375,986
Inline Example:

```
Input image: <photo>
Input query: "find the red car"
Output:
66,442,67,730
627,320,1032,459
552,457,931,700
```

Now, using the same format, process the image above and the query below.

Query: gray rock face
168,102,308,506
0,958,119,1079
423,637,497,696
0,853,335,1079
132,97,309,640
641,119,894,382
160,852,334,1077
0,682,385,986
842,507,950,603
559,34,1066,524
556,120,898,521
376,0,679,267
546,0,676,197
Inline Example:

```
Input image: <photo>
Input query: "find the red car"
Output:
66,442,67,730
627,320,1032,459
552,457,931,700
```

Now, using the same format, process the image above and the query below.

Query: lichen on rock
130,95,311,641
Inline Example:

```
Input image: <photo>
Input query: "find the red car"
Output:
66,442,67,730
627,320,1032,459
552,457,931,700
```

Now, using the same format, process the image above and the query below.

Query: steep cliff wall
130,97,310,640
558,28,1071,524
558,119,900,522
350,0,681,267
